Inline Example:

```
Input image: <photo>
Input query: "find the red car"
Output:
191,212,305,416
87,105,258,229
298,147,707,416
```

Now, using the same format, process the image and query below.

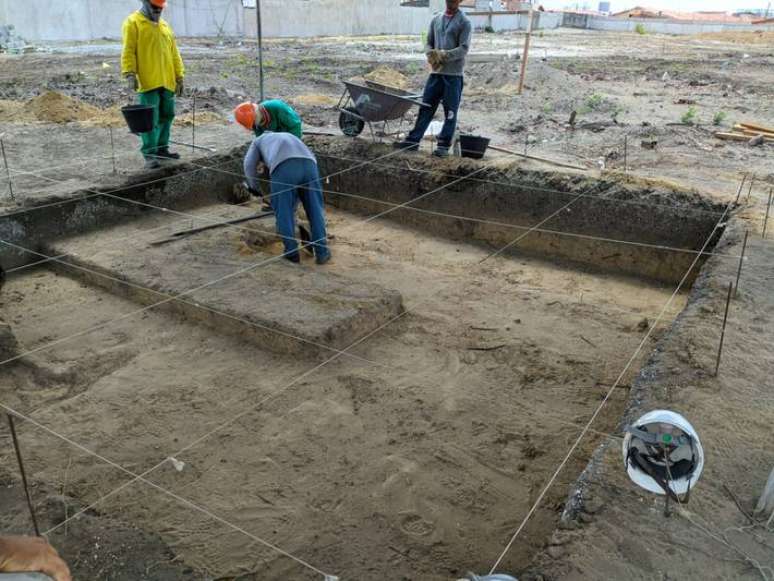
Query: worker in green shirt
233,100,302,138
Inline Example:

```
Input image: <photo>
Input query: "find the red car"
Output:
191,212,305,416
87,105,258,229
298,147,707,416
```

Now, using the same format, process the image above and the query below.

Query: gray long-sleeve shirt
424,10,472,76
243,132,317,190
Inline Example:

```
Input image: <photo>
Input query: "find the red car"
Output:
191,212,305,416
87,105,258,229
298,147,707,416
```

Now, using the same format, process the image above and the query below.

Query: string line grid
487,188,735,573
1,136,748,577
43,171,639,567
3,147,506,576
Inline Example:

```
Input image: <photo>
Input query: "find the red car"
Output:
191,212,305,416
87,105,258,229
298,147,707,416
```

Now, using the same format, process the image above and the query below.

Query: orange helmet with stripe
234,102,257,131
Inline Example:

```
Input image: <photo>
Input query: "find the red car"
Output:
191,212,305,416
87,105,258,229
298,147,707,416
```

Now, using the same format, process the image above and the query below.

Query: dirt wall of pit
0,153,244,270
309,137,725,285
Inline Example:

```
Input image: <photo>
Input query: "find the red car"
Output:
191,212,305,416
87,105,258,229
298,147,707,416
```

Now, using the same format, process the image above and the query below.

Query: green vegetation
713,111,727,126
635,23,647,35
585,93,604,110
681,106,698,125
484,25,495,33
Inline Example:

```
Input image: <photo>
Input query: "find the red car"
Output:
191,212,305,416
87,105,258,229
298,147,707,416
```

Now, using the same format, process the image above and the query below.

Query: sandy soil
1,203,685,579
0,28,772,207
0,26,772,580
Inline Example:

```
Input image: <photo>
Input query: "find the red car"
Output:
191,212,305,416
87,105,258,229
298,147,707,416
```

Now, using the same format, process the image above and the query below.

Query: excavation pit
0,139,728,580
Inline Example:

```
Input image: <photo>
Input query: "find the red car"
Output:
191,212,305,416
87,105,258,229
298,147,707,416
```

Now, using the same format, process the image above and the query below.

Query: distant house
612,6,755,23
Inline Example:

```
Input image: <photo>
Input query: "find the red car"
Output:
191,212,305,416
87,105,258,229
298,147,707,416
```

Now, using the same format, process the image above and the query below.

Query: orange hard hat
149,0,167,8
234,102,257,131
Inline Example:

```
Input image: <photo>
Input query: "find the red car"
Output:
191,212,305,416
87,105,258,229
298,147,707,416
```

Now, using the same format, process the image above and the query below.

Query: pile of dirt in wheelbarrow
363,66,410,90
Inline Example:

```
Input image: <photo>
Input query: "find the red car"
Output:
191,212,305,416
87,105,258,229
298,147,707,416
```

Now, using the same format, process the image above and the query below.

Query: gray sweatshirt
424,10,472,77
243,132,317,190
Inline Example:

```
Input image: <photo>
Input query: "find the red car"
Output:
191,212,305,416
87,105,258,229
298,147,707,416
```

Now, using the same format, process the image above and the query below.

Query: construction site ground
0,27,772,581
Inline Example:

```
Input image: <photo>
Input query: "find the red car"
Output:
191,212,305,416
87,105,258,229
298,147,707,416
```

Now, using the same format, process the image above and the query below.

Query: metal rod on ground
7,414,40,536
256,0,265,101
168,140,216,153
517,2,534,95
714,281,733,377
109,126,117,174
734,230,749,298
1,137,14,201
764,189,773,239
192,92,196,154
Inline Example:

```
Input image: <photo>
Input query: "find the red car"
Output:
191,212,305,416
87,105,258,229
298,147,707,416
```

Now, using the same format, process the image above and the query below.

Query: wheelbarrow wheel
339,107,365,137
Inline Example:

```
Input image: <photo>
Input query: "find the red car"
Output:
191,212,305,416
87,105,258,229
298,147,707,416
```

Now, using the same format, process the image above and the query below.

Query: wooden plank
715,132,774,143
734,127,774,138
739,121,774,134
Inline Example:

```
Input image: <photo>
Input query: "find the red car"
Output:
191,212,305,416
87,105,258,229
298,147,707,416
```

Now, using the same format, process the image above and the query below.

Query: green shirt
253,99,303,139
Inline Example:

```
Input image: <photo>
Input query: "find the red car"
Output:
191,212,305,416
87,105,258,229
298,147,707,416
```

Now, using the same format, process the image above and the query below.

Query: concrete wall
563,12,774,34
243,0,435,38
587,15,774,34
0,0,245,42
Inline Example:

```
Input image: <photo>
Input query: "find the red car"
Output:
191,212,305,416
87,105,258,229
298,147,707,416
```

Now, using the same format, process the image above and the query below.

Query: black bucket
121,104,155,134
460,134,490,160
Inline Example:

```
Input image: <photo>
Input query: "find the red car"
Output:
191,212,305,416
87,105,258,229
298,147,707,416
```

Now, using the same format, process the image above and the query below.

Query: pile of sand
363,66,410,90
0,92,227,128
290,94,338,107
174,111,227,127
24,91,112,124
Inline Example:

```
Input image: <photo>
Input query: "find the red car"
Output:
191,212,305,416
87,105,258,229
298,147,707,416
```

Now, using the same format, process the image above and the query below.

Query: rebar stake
746,174,756,204
192,92,196,154
109,126,117,174
714,281,733,377
734,230,749,297
624,135,628,173
734,174,747,205
1,137,14,201
763,189,773,239
7,414,40,536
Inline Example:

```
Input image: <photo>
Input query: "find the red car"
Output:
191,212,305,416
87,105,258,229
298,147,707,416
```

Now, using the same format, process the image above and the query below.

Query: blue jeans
270,159,330,260
407,74,464,148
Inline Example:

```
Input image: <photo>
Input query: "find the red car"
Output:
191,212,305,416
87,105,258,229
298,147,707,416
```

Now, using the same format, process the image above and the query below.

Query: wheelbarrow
337,80,429,141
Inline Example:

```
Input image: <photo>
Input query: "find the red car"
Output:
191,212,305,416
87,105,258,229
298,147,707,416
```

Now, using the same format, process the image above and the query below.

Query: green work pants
138,88,175,158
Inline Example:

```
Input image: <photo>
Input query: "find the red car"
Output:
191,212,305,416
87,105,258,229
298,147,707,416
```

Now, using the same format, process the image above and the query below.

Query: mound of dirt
291,94,338,107
363,66,410,90
24,91,107,123
174,111,227,127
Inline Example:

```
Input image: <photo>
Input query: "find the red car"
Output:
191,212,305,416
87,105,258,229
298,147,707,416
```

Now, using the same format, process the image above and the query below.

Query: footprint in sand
399,513,435,537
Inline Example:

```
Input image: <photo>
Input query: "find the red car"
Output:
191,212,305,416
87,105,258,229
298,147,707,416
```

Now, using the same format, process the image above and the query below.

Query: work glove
125,73,138,93
175,77,184,97
242,180,260,197
427,50,441,69
436,50,449,64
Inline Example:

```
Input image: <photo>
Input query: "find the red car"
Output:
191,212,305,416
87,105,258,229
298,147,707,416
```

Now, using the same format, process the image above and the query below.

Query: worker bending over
243,132,331,265
234,100,303,139
122,0,185,169
395,0,472,157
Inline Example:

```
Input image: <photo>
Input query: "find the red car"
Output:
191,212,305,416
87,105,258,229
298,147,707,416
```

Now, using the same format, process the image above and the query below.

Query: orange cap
234,102,257,131
149,0,167,7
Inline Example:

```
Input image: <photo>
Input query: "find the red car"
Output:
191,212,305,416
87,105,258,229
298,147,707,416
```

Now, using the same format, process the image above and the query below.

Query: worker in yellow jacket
121,0,185,169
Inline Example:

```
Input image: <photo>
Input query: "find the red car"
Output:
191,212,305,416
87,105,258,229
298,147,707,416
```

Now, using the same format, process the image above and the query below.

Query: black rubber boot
144,158,161,170
157,148,181,160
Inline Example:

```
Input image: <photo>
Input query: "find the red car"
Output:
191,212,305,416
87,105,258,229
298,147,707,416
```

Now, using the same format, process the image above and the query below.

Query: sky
538,0,771,11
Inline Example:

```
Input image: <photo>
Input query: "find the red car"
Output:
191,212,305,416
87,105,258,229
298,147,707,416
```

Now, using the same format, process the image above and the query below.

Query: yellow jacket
121,11,184,93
